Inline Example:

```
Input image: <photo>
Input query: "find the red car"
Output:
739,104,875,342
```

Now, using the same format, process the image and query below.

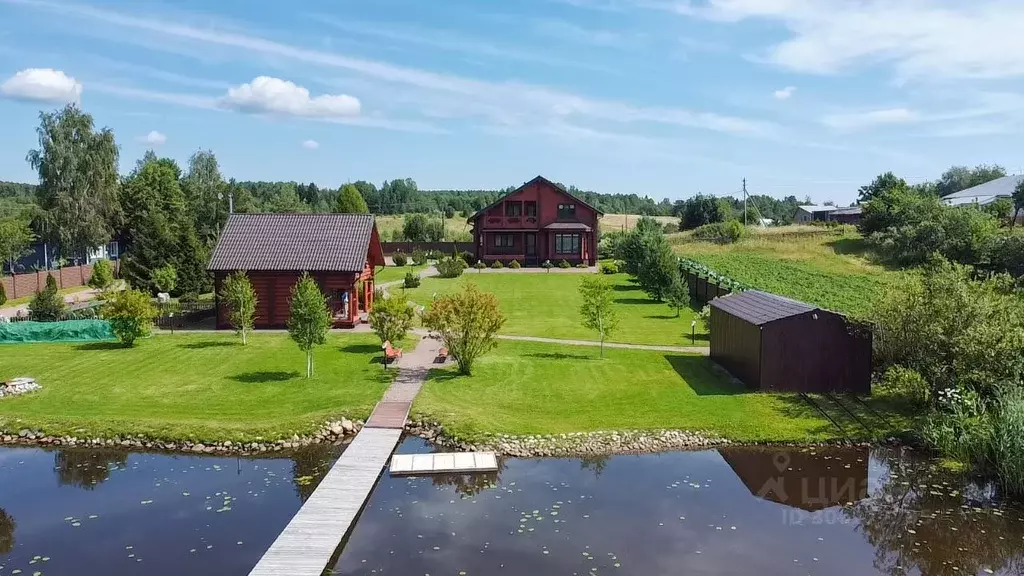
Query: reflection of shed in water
718,447,869,511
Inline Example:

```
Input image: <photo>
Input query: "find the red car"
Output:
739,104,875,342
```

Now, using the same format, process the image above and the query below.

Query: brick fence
1,263,116,300
381,242,475,256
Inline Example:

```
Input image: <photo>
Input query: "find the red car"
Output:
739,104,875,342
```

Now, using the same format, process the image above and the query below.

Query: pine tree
334,184,369,214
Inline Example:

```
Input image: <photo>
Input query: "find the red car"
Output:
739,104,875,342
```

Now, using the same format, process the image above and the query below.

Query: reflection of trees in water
432,459,506,497
0,508,14,555
846,449,1024,576
291,444,344,503
579,455,609,478
55,449,128,490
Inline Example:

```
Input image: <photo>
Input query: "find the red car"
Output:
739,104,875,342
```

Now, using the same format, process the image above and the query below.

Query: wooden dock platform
247,427,402,576
389,452,498,475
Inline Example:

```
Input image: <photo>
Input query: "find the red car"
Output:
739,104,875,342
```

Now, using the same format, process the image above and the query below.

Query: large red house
469,176,602,266
208,213,385,329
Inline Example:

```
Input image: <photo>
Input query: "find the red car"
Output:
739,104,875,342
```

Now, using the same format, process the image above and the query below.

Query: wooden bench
383,341,403,366
436,347,449,363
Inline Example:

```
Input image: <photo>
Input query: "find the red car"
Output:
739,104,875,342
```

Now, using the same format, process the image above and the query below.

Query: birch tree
578,276,619,358
221,271,257,345
287,273,331,377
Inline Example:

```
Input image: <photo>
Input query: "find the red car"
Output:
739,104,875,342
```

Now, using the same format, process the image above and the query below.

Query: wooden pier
389,451,498,475
247,427,402,576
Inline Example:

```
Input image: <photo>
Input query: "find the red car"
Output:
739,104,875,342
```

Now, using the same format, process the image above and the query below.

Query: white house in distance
943,175,1023,224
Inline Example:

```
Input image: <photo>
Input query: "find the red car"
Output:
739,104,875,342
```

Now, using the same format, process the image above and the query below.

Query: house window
505,202,522,217
554,233,580,254
557,203,576,219
493,234,515,248
525,202,537,218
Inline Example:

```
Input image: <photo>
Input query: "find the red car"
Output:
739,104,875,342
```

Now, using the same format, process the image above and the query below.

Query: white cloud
821,107,920,131
0,67,82,103
666,0,1024,80
139,130,167,145
301,139,319,149
773,86,796,99
220,76,360,118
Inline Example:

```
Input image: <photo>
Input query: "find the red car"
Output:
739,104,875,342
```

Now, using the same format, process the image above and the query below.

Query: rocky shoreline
0,418,364,455
404,418,732,457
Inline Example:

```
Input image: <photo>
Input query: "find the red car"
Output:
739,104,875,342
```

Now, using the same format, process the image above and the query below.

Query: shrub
220,270,257,345
421,284,506,375
877,366,930,405
88,259,115,293
392,252,408,267
403,272,421,288
508,259,521,269
29,274,66,321
152,264,177,294
663,222,677,234
576,262,588,268
558,259,571,269
102,288,157,347
457,251,476,266
473,260,487,271
436,256,467,278
0,282,6,306
921,387,991,468
491,260,504,269
425,249,444,260
599,262,617,274
692,220,746,244
368,293,416,348
411,250,428,266
541,260,554,272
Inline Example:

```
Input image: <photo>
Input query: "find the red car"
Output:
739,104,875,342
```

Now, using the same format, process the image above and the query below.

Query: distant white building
943,175,1023,223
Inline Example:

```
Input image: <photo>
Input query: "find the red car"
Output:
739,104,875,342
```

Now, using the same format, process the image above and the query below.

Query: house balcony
482,215,539,229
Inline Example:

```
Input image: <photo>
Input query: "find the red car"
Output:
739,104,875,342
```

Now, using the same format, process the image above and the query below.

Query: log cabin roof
208,213,380,272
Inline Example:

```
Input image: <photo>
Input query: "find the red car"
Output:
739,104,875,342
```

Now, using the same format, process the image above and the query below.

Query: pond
1,439,1023,576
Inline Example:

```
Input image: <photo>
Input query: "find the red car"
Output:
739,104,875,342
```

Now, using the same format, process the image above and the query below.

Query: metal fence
154,301,216,329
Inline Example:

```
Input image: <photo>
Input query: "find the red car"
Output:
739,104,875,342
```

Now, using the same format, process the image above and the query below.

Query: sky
2,0,1024,205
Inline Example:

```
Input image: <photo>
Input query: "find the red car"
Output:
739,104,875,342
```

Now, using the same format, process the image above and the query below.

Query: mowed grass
0,332,394,442
396,272,707,346
676,231,902,317
375,263,430,284
413,340,904,442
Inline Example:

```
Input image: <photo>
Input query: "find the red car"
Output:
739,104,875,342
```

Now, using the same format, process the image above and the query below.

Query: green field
375,263,430,284
414,340,908,442
395,272,707,346
0,333,395,441
675,231,902,316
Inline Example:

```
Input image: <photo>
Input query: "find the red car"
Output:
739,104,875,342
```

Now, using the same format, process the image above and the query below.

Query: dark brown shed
709,291,871,394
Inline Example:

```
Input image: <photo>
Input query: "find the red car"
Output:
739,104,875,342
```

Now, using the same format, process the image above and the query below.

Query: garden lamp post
690,319,696,345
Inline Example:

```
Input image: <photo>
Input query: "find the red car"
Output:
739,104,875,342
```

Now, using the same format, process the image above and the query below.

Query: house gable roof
710,290,817,326
467,175,605,223
208,213,381,273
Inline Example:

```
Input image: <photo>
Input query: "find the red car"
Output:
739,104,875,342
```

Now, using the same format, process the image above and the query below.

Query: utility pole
743,178,748,226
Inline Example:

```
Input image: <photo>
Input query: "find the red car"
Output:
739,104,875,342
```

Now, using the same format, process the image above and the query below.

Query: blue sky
2,0,1024,204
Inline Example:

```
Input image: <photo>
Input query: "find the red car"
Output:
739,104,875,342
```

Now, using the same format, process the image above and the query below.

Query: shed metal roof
797,205,837,213
208,213,376,272
942,174,1023,200
710,290,816,326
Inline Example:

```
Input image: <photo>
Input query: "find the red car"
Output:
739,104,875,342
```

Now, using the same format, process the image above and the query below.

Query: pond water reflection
1,439,1023,575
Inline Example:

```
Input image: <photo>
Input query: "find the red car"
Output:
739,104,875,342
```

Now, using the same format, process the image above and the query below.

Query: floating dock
389,451,499,475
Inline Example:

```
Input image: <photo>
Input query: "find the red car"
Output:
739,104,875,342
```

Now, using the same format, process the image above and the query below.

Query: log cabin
468,176,602,266
208,213,385,329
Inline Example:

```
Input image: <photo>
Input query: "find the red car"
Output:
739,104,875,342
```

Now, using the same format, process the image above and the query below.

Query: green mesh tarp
0,320,116,344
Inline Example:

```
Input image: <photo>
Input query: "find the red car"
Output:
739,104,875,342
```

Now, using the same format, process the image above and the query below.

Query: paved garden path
249,336,442,576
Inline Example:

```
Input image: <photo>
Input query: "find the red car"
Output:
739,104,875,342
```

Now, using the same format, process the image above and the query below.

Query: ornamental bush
599,261,618,274
411,250,428,266
541,260,554,272
103,288,157,347
404,272,421,288
491,260,504,269
473,260,487,271
509,259,521,269
0,282,6,306
436,256,467,278
392,252,408,267
88,259,115,293
558,259,571,269
29,274,66,321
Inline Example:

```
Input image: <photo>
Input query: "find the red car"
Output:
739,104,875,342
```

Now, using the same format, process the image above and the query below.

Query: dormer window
557,203,576,220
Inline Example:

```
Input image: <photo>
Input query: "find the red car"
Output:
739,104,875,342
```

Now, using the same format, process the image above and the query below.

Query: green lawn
395,272,707,346
375,263,430,285
0,332,394,442
676,232,902,317
413,340,911,443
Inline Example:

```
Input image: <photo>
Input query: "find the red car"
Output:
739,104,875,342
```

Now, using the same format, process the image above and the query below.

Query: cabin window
493,234,515,248
525,201,537,218
505,202,522,217
557,203,576,219
554,233,580,254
